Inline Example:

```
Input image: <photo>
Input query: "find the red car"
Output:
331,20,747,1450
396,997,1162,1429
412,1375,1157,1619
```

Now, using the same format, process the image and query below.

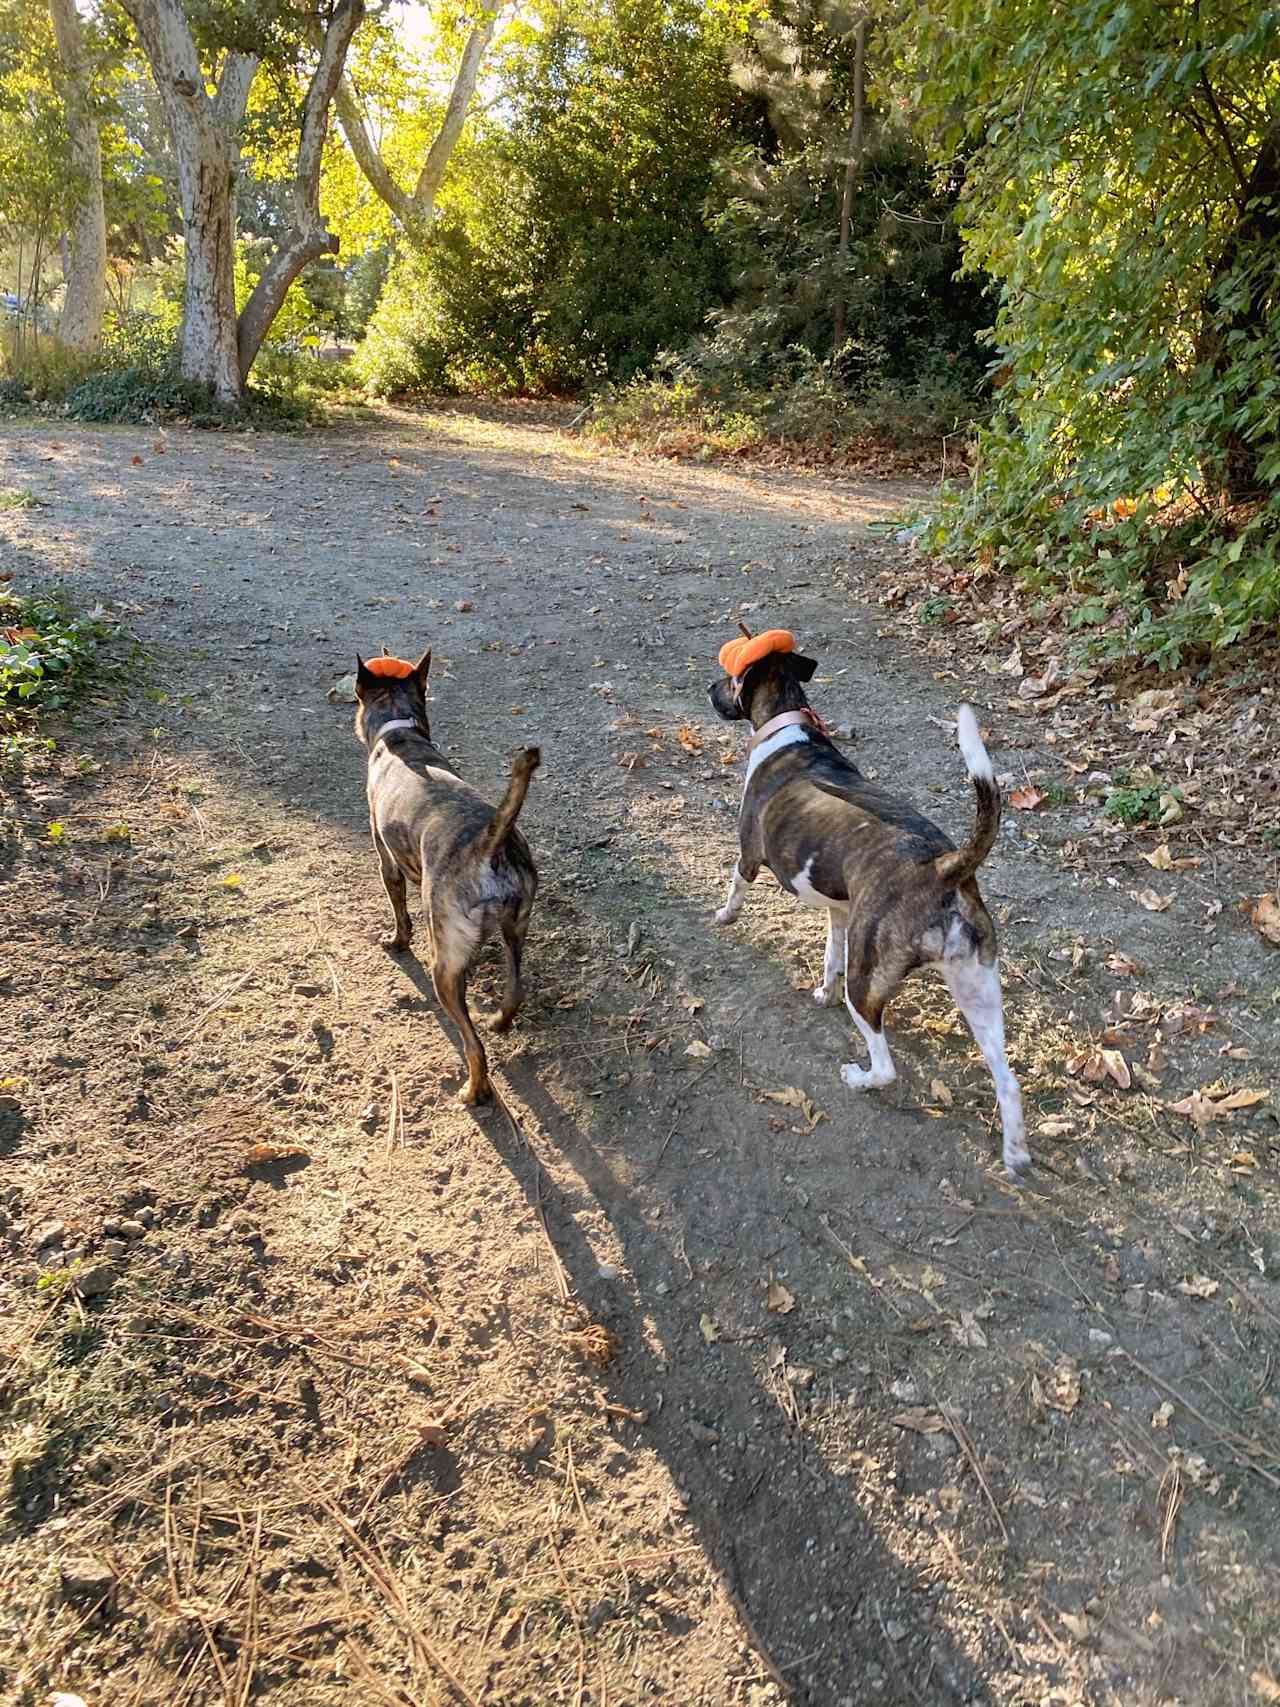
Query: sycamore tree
909,0,1280,662
115,0,365,402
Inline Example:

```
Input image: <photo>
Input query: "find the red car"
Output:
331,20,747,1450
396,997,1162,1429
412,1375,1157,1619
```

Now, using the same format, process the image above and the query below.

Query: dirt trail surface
2,407,1279,1707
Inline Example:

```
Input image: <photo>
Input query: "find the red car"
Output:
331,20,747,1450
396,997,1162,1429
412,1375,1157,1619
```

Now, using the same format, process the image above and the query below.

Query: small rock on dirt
50,1693,90,1707
136,1206,157,1228
889,1376,921,1404
35,1220,67,1250
60,1555,115,1606
72,1263,116,1299
102,1217,121,1236
118,1219,146,1239
102,1239,128,1261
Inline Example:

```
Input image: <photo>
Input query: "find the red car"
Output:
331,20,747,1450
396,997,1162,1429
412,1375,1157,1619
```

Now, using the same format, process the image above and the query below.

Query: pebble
889,1376,921,1404
102,1217,122,1237
35,1220,67,1250
50,1694,89,1707
885,1619,908,1642
72,1263,116,1299
687,1420,720,1446
1088,1328,1113,1347
59,1555,115,1605
102,1240,129,1262
118,1219,146,1239
137,1206,157,1229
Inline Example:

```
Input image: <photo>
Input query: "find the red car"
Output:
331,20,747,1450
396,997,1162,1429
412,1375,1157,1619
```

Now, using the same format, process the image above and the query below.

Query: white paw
1003,1138,1032,1176
813,984,839,1007
714,907,738,926
840,1061,894,1091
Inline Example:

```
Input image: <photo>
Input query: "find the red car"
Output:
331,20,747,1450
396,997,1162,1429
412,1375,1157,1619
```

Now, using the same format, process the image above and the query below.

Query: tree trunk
48,0,107,350
1200,113,1280,501
832,16,867,355
119,0,255,404
238,0,364,377
333,14,497,236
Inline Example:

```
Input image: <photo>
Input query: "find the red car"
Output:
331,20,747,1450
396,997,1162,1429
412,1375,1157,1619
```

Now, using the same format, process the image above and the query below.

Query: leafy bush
0,586,120,763
357,0,747,397
908,0,1280,668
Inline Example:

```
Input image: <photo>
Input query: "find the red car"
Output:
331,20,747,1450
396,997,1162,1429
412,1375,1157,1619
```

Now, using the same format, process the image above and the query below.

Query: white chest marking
744,723,809,789
790,855,847,913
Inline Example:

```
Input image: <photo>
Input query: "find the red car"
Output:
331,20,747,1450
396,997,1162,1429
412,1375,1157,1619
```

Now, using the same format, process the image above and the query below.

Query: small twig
942,1406,1010,1546
1120,1350,1280,1489
384,1070,402,1155
175,971,254,1046
1159,1465,1183,1567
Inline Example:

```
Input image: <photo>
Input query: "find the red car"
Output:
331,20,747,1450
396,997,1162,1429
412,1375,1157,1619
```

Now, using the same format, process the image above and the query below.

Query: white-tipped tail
956,704,993,781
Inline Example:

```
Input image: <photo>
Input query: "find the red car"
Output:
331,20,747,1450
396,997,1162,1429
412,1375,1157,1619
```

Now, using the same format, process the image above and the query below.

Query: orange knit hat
364,656,416,679
718,628,796,678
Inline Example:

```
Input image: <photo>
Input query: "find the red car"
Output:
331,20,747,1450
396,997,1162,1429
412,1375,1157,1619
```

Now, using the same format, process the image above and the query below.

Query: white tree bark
334,13,497,235
120,0,255,403
48,0,107,349
238,0,364,375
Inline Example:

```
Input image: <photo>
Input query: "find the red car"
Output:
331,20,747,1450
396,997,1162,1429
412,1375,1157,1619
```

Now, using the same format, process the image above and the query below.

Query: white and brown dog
708,627,1028,1175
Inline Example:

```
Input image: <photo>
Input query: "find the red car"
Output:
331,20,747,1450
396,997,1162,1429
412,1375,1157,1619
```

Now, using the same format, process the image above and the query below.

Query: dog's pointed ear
788,653,818,682
355,655,375,697
413,648,431,687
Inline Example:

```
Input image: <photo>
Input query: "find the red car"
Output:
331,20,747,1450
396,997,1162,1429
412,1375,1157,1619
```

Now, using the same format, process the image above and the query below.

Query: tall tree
47,0,106,348
331,9,497,236
118,0,364,402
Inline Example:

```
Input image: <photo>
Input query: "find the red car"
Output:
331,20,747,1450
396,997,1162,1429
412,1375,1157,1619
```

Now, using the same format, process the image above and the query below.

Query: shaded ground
1,403,1278,1707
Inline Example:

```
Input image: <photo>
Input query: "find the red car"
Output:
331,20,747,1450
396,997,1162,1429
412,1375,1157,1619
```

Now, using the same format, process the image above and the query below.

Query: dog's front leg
373,831,413,950
943,956,1029,1175
814,912,847,1006
714,861,754,925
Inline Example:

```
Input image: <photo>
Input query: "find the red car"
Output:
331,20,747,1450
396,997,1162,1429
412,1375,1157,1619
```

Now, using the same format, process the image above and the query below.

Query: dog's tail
934,706,1000,884
477,746,541,862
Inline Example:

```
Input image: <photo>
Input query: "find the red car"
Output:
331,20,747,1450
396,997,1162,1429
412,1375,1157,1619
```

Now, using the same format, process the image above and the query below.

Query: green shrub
0,586,121,763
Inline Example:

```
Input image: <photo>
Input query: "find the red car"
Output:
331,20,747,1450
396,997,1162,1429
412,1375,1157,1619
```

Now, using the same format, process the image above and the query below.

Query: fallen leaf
1060,1612,1091,1641
1010,785,1047,810
676,724,703,753
1218,1087,1270,1111
1151,1401,1175,1430
1106,952,1140,976
1176,1275,1219,1299
131,453,143,466
1229,1151,1259,1172
1099,1047,1132,1090
1247,893,1280,947
245,1142,311,1164
761,1085,826,1129
417,1419,449,1448
950,1310,988,1349
1251,1670,1280,1704
699,1313,719,1344
1132,888,1174,912
891,1408,949,1434
1045,1357,1081,1413
327,673,358,704
681,995,705,1013
1038,1117,1075,1137
766,1277,797,1315
929,1078,954,1108
684,1040,713,1059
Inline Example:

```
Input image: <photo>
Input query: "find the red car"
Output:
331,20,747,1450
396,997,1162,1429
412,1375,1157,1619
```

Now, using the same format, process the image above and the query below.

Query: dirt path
2,407,1279,1707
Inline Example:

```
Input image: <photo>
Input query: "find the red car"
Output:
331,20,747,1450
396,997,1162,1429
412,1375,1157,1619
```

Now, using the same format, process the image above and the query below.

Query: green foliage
908,0,1280,667
1104,780,1182,827
0,586,117,763
357,0,750,396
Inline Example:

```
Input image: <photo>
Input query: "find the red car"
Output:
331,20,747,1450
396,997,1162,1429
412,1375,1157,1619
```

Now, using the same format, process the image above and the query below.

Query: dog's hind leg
814,912,847,1007
839,937,899,1091
431,914,491,1105
715,860,755,925
493,909,529,1033
943,955,1029,1175
373,830,413,951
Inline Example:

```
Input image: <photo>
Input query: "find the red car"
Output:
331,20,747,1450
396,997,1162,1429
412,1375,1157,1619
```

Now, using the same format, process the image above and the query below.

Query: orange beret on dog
718,629,796,678
364,656,416,679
